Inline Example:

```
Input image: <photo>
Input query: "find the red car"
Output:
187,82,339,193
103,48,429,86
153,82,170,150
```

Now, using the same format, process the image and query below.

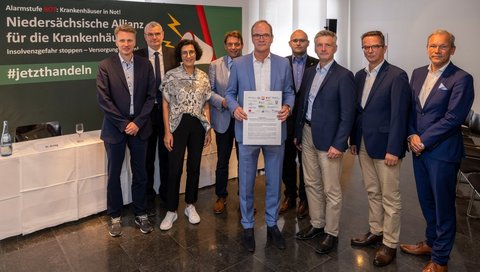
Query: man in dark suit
280,29,318,219
225,20,295,252
349,31,411,267
294,30,355,254
97,24,156,237
400,30,474,272
134,21,179,215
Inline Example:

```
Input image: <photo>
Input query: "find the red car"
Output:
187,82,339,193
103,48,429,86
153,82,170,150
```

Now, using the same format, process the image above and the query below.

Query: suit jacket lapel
270,55,277,90
423,62,454,108
112,56,129,92
317,61,336,93
415,67,429,110
247,54,256,90
364,62,388,108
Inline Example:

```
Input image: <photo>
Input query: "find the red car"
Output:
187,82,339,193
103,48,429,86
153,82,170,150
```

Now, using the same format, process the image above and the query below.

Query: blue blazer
225,53,295,143
209,56,233,133
409,62,474,162
295,61,356,152
96,54,156,144
350,61,411,159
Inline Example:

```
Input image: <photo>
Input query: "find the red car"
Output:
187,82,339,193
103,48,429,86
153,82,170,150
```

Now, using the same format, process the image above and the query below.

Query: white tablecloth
0,130,250,240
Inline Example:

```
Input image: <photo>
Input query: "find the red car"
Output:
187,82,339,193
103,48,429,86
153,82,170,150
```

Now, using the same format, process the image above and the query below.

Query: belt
128,115,135,121
305,119,311,126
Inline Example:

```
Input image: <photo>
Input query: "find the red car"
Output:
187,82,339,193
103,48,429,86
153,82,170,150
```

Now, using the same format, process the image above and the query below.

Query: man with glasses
279,29,319,219
294,30,355,254
225,20,295,252
134,21,179,216
349,31,411,267
209,31,243,214
400,29,474,272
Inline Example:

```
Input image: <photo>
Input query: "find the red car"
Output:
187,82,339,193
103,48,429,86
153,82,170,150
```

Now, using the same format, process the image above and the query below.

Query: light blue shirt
119,54,134,115
292,54,307,91
306,60,333,121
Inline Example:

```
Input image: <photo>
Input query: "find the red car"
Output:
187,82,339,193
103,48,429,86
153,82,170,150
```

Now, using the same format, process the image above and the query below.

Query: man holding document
225,20,295,252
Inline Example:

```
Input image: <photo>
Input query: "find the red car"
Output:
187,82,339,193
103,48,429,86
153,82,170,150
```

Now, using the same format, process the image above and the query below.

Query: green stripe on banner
0,62,98,85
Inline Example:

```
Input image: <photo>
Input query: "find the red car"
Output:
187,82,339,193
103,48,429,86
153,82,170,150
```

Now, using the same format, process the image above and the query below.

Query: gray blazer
209,55,232,133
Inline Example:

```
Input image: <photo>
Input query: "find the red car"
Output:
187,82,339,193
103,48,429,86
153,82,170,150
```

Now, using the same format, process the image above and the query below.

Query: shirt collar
364,60,384,76
293,54,307,63
148,46,162,57
316,59,334,73
428,61,450,75
253,52,271,63
118,53,134,65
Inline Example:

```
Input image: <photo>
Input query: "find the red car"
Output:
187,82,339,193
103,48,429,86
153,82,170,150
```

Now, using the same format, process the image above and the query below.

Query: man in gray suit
209,30,243,214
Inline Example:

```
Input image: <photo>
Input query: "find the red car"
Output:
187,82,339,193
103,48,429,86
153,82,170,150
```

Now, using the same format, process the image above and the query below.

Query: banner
0,0,241,133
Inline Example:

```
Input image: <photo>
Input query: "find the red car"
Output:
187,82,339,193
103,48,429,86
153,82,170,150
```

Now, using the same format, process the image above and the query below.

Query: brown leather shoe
213,197,226,214
422,260,448,272
400,240,432,255
296,199,309,219
373,244,397,266
351,231,383,247
279,197,295,214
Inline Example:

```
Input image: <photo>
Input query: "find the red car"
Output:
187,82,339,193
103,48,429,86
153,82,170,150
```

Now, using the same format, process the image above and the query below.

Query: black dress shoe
373,244,397,266
351,231,383,247
296,225,324,240
267,225,286,250
316,234,338,254
242,228,255,252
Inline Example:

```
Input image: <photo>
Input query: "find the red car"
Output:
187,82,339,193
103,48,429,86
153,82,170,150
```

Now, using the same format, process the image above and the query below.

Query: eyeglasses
290,39,307,43
362,44,384,51
252,33,271,40
145,32,163,38
181,50,196,57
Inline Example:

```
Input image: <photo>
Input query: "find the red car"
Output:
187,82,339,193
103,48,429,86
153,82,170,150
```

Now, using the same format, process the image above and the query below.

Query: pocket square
438,83,448,90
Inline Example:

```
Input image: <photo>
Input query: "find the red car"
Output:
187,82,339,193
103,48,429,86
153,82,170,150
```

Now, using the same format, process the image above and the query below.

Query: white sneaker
184,205,201,224
160,211,178,230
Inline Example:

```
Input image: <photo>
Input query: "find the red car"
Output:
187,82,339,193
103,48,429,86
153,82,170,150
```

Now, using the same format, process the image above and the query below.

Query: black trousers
166,114,206,211
282,115,306,201
105,135,148,218
145,104,169,207
214,118,238,198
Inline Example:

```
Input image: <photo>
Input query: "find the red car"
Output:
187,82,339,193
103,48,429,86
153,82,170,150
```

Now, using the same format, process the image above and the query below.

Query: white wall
350,0,479,111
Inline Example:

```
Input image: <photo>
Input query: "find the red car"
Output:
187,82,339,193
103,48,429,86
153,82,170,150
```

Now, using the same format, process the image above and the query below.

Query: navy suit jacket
295,61,356,152
225,53,295,143
209,55,233,133
96,54,156,143
409,62,474,163
350,61,411,159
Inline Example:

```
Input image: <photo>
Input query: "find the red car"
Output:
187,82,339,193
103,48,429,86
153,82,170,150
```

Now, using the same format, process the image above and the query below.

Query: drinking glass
75,123,84,142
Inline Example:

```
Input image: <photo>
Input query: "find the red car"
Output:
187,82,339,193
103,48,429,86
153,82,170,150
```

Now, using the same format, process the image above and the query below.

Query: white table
0,130,245,240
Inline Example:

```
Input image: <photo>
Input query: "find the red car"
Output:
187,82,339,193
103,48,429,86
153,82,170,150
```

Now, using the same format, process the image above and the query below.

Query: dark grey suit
134,46,179,205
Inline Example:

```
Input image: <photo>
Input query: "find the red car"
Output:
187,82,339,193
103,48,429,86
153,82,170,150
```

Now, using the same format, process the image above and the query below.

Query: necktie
154,52,161,102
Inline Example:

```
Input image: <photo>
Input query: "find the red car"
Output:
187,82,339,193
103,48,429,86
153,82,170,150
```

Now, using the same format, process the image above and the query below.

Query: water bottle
1,120,13,156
